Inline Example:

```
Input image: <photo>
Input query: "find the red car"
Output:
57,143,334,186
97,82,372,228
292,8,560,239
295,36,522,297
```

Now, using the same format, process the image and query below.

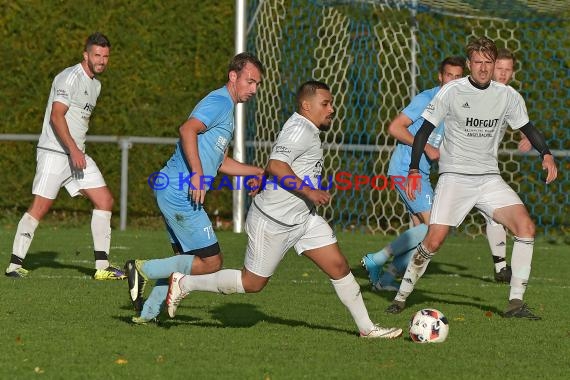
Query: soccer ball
408,308,449,343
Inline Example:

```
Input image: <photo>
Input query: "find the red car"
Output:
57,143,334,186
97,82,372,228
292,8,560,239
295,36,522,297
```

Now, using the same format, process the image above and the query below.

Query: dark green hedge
0,1,236,221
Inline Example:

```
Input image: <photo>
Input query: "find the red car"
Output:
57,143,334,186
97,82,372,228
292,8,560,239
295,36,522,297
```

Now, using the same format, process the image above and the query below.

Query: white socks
6,213,39,272
180,269,245,294
331,272,375,334
509,236,534,301
486,223,507,272
92,210,112,269
395,243,434,303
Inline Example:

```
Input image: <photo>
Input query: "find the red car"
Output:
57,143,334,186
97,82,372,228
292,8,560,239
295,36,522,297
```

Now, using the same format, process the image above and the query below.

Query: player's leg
375,246,415,292
301,215,402,338
166,205,290,317
362,175,431,285
70,154,124,279
387,174,476,313
480,210,510,282
6,151,67,277
481,179,539,319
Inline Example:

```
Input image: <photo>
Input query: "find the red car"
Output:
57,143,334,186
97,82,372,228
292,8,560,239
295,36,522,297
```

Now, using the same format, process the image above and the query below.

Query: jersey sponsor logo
274,145,291,155
425,103,435,113
465,117,499,128
56,88,69,97
215,136,228,152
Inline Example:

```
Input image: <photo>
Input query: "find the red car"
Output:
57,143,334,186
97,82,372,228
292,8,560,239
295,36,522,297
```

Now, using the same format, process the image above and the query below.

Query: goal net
245,0,569,238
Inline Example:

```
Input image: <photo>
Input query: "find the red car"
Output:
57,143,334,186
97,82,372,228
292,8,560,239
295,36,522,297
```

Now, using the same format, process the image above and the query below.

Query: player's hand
69,149,86,170
518,136,532,152
306,189,331,206
189,174,206,205
246,174,264,197
424,145,440,161
542,154,558,184
405,170,422,201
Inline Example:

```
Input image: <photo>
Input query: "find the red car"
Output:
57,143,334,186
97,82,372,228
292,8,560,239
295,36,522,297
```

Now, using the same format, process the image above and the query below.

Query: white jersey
422,77,529,175
38,63,101,154
254,112,323,226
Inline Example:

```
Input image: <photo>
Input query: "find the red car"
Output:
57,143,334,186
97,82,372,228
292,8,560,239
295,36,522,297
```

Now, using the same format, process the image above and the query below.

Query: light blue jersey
387,87,444,177
163,86,234,192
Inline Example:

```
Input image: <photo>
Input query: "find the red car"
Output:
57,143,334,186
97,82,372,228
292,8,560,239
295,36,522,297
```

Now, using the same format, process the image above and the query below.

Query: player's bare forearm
387,113,414,146
266,159,330,205
50,102,85,168
219,156,264,177
179,119,207,204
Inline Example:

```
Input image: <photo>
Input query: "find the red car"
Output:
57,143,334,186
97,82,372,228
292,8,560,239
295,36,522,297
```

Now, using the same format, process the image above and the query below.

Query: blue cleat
361,254,381,284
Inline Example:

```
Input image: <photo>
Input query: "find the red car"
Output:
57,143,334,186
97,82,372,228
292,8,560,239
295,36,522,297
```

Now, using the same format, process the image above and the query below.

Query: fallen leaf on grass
484,311,493,318
34,367,44,374
115,358,128,365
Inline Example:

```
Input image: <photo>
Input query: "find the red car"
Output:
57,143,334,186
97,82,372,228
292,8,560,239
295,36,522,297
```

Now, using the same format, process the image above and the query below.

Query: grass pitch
1,226,568,379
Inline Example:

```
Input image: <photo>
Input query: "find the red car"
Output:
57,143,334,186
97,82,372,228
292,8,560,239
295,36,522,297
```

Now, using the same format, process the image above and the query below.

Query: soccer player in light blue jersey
361,56,465,291
125,53,265,323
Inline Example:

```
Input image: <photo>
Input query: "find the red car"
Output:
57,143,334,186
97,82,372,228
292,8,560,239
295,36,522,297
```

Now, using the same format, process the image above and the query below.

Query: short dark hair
497,48,516,66
466,36,497,61
439,56,466,74
228,52,264,76
85,32,111,52
296,80,330,110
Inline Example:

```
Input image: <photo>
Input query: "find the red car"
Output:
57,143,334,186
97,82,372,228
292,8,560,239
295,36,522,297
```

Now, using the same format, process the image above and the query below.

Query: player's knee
202,255,223,273
513,219,535,238
243,279,267,293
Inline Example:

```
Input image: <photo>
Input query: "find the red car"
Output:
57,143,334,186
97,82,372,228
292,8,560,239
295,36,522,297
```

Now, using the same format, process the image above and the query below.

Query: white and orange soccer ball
408,308,449,343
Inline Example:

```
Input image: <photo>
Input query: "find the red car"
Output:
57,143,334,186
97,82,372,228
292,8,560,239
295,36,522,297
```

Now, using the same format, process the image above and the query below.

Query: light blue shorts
392,174,434,214
155,188,219,255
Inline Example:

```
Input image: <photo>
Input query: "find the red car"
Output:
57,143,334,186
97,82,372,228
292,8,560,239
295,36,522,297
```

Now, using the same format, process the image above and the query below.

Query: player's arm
518,122,558,184
219,155,264,196
266,159,330,206
405,119,436,200
50,101,86,169
179,118,207,204
388,113,439,160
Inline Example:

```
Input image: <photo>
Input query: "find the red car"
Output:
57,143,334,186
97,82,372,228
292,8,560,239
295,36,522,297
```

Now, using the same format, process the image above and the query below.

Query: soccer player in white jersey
361,56,465,291
165,81,403,339
5,32,125,280
481,47,535,283
386,36,557,319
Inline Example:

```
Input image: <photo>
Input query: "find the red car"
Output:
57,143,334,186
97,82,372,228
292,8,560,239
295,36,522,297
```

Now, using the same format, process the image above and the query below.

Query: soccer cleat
494,265,512,283
385,300,406,314
503,299,541,320
131,316,158,325
360,324,403,339
5,267,29,278
361,254,381,284
372,280,400,292
93,265,127,280
125,260,148,312
166,272,189,318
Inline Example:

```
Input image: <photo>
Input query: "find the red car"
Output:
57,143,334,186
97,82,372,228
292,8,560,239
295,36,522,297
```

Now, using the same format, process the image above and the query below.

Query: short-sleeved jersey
162,86,234,192
254,112,323,226
388,86,444,176
421,77,529,175
38,63,101,153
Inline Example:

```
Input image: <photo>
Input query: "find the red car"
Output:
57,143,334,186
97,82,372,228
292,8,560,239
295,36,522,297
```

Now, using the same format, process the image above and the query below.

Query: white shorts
32,150,107,199
430,173,523,227
243,205,337,277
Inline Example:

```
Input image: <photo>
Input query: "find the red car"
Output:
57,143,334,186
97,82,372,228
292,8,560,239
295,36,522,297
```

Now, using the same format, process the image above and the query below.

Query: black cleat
385,300,406,314
125,260,147,312
494,265,512,283
503,299,541,320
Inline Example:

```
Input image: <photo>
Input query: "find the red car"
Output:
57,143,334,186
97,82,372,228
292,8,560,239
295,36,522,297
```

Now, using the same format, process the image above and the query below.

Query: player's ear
229,70,238,83
301,99,310,112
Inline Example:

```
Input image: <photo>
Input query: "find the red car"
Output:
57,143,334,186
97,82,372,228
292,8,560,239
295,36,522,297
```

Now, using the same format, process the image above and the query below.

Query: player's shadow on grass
24,251,93,277
161,303,355,336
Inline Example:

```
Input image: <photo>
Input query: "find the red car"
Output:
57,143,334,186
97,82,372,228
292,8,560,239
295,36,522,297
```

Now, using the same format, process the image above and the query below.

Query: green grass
1,227,568,379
